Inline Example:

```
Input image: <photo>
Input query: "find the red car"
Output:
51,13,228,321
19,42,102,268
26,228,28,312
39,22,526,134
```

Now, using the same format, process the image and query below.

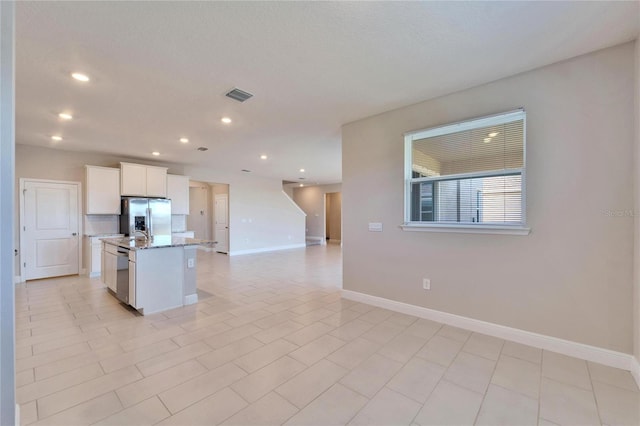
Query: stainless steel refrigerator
120,197,172,237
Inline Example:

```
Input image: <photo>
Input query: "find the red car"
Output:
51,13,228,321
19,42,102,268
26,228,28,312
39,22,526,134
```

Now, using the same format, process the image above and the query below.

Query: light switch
368,222,383,232
187,258,195,268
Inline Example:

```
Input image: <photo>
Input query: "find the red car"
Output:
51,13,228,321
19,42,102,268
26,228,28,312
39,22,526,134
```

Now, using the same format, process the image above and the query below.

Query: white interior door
214,194,229,253
22,180,79,280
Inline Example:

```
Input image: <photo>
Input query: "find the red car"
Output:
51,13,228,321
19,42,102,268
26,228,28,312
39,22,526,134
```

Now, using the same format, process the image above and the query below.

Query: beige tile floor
15,245,640,426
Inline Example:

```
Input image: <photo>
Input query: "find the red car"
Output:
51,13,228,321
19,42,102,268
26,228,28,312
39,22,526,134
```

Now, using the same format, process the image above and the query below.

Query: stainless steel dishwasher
115,247,130,303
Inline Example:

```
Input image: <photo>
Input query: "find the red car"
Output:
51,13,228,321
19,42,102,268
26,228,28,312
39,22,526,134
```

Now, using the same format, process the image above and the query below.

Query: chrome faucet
132,229,149,240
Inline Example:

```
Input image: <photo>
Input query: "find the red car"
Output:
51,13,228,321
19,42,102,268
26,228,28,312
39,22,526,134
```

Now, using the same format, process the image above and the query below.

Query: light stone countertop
101,236,215,250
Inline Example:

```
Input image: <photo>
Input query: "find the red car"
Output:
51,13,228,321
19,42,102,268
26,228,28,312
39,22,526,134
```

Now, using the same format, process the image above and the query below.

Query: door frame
19,178,83,282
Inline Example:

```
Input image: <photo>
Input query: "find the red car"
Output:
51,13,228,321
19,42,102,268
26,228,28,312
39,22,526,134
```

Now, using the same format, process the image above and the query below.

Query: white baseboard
16,403,20,426
230,243,306,256
88,271,100,278
631,357,640,389
183,294,198,305
342,289,635,372
14,275,22,284
306,236,326,245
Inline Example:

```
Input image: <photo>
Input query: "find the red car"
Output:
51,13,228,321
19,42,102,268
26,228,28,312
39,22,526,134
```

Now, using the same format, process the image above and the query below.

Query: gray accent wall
342,42,635,353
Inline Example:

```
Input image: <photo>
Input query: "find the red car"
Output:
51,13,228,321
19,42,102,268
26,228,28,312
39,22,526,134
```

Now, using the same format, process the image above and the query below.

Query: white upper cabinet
120,163,146,196
146,166,168,197
86,165,121,214
167,174,190,215
120,162,167,197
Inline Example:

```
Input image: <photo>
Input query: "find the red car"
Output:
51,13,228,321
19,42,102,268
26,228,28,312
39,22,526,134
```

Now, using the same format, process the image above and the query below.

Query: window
403,109,529,234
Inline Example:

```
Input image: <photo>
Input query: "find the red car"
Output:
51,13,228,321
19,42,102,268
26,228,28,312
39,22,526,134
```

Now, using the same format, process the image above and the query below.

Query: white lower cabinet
128,252,137,308
103,245,117,292
88,235,123,277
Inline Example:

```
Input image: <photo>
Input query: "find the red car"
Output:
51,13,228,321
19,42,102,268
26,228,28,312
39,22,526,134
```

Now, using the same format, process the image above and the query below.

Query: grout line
585,358,605,425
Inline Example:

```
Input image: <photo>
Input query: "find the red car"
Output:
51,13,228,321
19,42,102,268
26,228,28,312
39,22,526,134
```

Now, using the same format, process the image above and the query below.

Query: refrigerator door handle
147,207,153,237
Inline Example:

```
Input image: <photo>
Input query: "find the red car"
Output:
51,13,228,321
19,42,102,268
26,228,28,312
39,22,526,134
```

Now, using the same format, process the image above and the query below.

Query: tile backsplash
84,215,119,236
84,214,187,235
172,215,186,232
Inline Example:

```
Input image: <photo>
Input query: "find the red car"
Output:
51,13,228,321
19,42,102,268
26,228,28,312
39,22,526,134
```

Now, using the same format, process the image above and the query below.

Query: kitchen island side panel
135,246,183,315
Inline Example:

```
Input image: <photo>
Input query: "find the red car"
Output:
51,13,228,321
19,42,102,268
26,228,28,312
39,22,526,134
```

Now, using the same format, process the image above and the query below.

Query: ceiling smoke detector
225,88,253,102
197,146,208,151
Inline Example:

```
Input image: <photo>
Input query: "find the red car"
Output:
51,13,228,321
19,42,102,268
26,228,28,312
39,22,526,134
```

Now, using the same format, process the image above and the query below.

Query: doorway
325,192,342,244
187,182,211,240
20,179,81,280
214,193,229,253
187,181,229,253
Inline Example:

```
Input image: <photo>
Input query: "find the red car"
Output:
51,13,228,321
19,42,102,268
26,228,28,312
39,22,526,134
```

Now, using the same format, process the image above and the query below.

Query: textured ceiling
15,1,639,184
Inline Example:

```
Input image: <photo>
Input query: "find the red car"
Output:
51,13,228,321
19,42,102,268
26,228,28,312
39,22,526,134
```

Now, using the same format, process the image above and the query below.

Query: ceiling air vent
197,146,208,151
225,88,253,102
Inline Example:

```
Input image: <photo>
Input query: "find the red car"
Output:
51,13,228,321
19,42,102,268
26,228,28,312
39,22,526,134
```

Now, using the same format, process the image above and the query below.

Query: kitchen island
101,236,213,315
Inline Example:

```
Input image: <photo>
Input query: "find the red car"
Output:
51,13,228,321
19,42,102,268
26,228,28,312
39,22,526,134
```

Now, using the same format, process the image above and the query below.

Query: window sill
400,223,531,236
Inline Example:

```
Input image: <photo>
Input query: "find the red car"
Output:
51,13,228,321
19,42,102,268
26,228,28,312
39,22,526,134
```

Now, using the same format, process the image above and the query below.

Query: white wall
343,42,635,354
0,2,15,423
293,183,342,239
183,166,306,255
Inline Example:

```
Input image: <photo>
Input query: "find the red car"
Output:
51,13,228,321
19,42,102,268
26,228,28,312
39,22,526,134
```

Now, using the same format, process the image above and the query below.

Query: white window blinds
405,110,526,226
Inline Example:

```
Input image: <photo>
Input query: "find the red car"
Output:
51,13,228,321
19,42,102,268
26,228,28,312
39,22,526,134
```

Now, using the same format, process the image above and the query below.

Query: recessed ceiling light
221,117,232,124
71,72,90,82
51,135,62,141
299,168,305,173
260,155,268,160
58,113,73,120
299,184,304,187
180,137,189,143
483,137,492,143
152,151,160,156
488,132,499,137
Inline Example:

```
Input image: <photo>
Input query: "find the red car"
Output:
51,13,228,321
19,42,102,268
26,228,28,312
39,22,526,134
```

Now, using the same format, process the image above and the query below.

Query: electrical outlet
423,278,431,290
187,258,195,268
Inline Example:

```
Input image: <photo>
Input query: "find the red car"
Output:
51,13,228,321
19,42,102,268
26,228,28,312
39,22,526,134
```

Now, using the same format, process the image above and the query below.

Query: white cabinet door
103,251,117,292
146,167,167,198
167,175,189,214
128,260,137,308
120,163,147,196
90,243,102,276
101,243,106,284
86,166,121,214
